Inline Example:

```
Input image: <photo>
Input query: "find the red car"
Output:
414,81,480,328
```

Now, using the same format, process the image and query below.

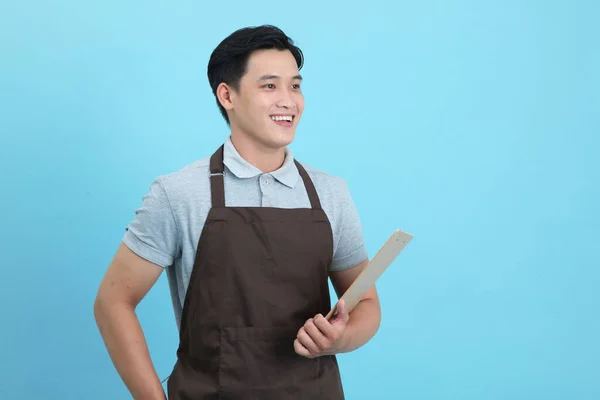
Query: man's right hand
93,242,167,400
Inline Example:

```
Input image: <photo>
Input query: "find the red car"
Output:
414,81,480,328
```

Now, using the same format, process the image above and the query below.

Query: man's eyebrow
257,74,303,81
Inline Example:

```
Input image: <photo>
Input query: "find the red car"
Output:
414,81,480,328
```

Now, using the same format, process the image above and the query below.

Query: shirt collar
222,136,300,188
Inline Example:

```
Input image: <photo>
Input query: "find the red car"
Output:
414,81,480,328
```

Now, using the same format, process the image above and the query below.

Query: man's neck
229,132,286,173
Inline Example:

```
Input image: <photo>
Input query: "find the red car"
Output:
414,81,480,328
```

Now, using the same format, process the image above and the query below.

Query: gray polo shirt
123,136,368,328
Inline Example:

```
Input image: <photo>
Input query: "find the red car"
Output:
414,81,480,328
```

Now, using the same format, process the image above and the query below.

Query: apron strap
294,160,322,210
209,145,226,208
209,144,322,210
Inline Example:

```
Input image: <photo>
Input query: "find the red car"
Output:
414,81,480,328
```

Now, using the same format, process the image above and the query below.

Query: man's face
227,49,304,149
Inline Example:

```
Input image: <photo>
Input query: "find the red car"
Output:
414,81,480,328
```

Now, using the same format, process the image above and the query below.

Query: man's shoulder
301,162,345,184
299,163,353,205
297,162,367,271
152,156,212,202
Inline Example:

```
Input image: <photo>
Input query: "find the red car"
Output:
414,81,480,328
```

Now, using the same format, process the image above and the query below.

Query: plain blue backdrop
1,1,598,399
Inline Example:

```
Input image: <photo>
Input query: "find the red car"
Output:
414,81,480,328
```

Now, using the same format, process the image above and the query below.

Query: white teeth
271,115,292,122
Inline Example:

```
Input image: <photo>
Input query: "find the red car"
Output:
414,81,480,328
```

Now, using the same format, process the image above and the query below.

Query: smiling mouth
271,115,294,122
270,115,294,127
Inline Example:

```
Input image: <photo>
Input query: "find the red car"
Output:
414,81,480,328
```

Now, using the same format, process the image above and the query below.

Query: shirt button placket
260,174,273,207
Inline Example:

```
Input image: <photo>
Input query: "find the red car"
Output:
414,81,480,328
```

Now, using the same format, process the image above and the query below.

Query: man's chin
267,128,296,148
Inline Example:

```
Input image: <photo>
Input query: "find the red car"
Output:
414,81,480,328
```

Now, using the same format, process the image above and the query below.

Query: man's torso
122,138,368,328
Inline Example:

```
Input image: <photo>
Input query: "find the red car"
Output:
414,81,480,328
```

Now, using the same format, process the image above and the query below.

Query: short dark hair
207,25,304,124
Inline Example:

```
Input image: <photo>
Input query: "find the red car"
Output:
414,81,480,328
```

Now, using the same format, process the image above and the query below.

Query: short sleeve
330,180,369,271
122,177,180,268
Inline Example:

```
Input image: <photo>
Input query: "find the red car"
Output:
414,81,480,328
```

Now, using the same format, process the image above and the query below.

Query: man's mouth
270,115,294,127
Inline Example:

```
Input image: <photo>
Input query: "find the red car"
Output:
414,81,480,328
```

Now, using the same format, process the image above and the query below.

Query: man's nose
277,89,295,108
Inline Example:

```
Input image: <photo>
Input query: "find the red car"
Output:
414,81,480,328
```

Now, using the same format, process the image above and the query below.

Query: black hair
207,25,304,125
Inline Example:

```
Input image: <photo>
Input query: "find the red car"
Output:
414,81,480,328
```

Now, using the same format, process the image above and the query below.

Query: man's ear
216,82,235,111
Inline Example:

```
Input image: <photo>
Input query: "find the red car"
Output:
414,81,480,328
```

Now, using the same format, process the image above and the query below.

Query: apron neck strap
208,144,322,210
209,145,226,208
294,160,322,210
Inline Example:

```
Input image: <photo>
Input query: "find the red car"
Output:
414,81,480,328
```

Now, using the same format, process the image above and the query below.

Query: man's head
207,25,304,149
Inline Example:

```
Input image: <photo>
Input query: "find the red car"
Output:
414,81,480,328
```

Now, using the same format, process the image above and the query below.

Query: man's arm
329,258,381,353
93,242,166,400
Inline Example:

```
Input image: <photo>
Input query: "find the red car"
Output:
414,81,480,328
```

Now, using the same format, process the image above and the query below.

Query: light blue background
1,1,598,399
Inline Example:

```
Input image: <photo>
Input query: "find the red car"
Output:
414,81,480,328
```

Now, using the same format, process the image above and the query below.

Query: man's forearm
336,298,381,354
94,300,166,400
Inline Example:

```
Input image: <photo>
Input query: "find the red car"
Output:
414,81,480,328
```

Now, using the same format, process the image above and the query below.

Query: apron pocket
219,325,319,393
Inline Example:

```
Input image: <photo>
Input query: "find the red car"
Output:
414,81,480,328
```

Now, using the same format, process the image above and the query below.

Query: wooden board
325,229,414,320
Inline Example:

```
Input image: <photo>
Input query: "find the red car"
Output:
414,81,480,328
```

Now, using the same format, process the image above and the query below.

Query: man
94,25,381,399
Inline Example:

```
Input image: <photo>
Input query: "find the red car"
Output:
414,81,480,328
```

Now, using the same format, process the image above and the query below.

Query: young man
94,25,381,399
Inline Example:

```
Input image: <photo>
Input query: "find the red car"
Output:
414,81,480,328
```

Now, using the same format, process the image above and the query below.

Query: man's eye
292,84,301,89
265,84,275,89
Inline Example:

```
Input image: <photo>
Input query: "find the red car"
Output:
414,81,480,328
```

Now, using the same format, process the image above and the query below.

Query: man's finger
304,317,331,350
313,313,338,340
294,339,312,358
332,299,350,323
297,327,320,355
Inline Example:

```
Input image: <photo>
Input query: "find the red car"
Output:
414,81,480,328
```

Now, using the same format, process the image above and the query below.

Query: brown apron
167,145,345,399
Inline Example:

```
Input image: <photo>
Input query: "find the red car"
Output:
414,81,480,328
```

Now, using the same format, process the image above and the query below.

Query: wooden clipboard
325,229,414,320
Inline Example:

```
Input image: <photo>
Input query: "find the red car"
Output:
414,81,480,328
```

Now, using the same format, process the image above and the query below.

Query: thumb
332,299,349,324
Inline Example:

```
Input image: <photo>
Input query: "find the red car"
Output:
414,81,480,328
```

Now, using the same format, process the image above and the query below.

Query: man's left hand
293,299,349,358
